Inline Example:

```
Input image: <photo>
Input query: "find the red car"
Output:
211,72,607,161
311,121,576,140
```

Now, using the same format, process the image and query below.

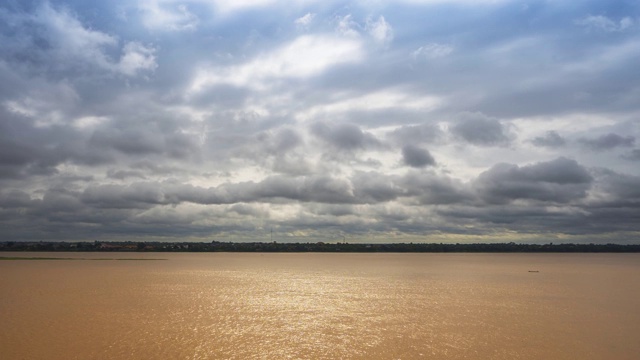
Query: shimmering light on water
1,253,639,359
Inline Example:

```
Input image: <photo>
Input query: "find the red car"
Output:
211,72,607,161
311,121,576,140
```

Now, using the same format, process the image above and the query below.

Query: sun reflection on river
1,253,639,359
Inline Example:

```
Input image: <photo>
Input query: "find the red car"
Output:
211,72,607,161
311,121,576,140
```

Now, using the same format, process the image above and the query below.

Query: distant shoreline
2,241,639,253
0,256,167,261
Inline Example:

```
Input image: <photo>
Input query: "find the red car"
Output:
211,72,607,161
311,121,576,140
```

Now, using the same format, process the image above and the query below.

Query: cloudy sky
1,0,639,243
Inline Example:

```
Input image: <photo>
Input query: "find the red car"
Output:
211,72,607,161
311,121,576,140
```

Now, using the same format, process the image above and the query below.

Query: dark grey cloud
271,128,303,153
592,171,640,208
0,109,112,179
47,170,476,211
35,188,83,215
400,171,474,205
229,127,309,175
0,189,34,208
622,149,640,161
401,145,435,168
307,204,356,218
75,175,357,208
531,131,566,148
351,171,402,203
560,170,640,234
228,203,268,217
450,114,512,147
87,116,201,160
578,133,635,151
388,123,443,145
253,127,303,156
434,204,591,235
89,128,164,156
106,169,147,180
310,122,381,151
81,183,166,209
475,157,592,204
271,155,313,176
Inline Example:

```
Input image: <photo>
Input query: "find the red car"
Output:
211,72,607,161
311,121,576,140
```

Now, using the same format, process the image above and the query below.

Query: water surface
1,252,639,359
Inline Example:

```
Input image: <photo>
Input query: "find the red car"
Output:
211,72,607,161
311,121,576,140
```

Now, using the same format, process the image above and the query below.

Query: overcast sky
1,0,639,243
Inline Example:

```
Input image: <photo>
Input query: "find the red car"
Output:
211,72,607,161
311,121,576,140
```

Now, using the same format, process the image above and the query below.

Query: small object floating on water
528,270,539,273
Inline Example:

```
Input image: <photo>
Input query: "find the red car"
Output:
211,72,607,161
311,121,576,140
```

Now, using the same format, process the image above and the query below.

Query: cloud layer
1,1,639,243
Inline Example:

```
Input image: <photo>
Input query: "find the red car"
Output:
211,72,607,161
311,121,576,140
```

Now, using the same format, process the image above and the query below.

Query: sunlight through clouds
1,0,639,243
189,35,364,92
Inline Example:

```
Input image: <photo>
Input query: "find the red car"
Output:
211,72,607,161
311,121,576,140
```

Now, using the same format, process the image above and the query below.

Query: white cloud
190,34,364,92
366,16,394,47
383,0,507,4
16,3,158,76
137,0,308,21
73,116,110,130
336,14,361,38
138,0,199,31
295,12,316,29
211,0,279,15
413,43,453,59
35,3,117,70
297,88,442,121
336,14,394,46
575,15,635,32
117,42,158,76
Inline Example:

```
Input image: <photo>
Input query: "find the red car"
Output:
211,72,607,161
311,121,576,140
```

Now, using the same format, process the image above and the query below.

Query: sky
0,0,639,243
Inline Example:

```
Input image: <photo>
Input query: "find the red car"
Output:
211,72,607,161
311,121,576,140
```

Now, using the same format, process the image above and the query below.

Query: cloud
390,0,508,4
0,107,114,179
334,13,393,47
412,43,453,59
336,14,360,38
475,157,593,204
138,0,199,31
78,175,359,207
117,42,157,76
1,3,157,77
295,13,315,29
210,0,284,16
575,15,634,33
578,133,635,151
234,127,309,175
189,34,363,91
450,113,512,146
2,0,640,242
88,121,198,159
531,131,566,148
388,123,443,145
402,145,436,168
400,171,473,205
106,169,147,180
366,16,393,47
351,171,402,203
310,122,381,151
297,89,442,124
33,3,118,70
271,155,313,176
82,183,166,209
261,128,304,155
66,169,479,211
622,149,640,161
595,171,640,207
0,189,35,209
580,171,640,232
